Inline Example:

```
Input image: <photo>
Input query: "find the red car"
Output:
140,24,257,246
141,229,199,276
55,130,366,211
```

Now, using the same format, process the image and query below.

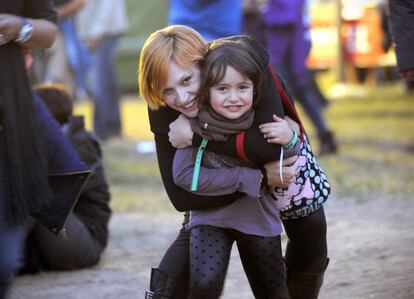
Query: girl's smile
209,66,254,120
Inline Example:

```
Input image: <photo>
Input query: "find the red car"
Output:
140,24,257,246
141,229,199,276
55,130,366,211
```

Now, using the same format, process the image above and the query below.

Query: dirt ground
9,194,414,299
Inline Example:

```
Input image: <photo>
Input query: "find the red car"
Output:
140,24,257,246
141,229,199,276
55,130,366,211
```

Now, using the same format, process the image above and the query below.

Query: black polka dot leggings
188,225,290,299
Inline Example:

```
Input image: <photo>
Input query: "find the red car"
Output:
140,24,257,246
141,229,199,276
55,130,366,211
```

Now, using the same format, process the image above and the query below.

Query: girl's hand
259,114,294,145
168,114,194,148
263,155,299,188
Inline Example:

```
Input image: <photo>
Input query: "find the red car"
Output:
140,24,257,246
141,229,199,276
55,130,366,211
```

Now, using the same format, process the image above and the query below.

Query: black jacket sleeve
24,0,58,24
148,106,243,212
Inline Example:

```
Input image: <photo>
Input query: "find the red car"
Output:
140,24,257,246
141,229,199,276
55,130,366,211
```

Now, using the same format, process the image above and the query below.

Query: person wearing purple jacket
263,0,338,156
172,39,295,299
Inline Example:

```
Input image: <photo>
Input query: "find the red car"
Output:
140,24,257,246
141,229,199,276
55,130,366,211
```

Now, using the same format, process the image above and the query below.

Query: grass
74,82,414,213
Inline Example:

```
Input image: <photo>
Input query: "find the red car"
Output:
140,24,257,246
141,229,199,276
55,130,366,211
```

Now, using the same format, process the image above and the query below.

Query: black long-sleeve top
148,36,289,211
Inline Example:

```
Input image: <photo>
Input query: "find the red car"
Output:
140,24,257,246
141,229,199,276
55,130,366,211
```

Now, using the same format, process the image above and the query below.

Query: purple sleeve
173,148,262,198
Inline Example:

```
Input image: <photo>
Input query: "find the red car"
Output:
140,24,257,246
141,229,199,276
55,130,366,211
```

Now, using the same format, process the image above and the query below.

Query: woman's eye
163,89,176,100
182,76,191,85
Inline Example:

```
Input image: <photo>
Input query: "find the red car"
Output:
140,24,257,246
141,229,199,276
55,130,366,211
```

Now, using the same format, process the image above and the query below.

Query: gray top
173,148,283,237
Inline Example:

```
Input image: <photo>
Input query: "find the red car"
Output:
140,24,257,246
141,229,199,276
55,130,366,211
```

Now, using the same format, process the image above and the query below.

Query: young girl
172,39,297,299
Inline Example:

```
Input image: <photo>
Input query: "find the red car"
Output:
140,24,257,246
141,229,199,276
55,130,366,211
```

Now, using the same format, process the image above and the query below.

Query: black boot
318,131,338,156
287,258,330,299
144,268,179,299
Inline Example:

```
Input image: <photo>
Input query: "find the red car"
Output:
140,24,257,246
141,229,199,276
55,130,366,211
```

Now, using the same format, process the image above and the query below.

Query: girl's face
162,62,200,118
209,66,254,120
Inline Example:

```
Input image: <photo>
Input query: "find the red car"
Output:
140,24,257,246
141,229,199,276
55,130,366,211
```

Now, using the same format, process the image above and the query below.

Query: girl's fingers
267,137,282,143
272,114,284,122
259,123,280,132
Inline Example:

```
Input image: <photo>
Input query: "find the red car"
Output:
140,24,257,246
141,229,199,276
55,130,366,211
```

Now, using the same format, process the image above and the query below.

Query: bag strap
268,64,305,140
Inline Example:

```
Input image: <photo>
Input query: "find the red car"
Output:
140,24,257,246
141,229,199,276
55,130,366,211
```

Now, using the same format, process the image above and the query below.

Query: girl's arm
173,148,262,198
149,106,245,212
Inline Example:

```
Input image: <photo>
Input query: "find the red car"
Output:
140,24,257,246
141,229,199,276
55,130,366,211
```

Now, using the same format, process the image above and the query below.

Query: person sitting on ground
20,83,111,273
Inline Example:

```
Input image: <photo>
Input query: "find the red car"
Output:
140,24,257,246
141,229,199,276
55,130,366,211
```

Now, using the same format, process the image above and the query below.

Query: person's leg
282,207,329,299
307,70,329,108
278,60,338,156
0,199,25,299
145,213,190,298
187,225,233,299
33,213,101,270
89,35,122,140
103,35,122,137
236,233,290,299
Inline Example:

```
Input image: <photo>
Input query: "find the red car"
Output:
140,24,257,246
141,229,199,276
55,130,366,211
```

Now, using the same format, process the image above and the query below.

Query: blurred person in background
388,0,414,152
19,83,111,273
0,1,90,298
41,0,89,100
263,0,338,155
76,0,128,141
169,0,242,41
242,0,267,46
242,0,330,110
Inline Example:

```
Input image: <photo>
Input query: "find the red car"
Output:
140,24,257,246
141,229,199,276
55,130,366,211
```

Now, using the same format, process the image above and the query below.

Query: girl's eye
240,83,252,90
217,86,227,92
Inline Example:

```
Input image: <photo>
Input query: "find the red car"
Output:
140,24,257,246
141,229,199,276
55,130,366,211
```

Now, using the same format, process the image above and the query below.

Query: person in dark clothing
0,2,90,298
20,83,111,272
139,25,329,299
388,0,414,152
263,0,338,156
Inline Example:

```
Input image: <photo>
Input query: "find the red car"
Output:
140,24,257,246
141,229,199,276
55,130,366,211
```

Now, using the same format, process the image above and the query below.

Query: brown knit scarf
190,105,255,142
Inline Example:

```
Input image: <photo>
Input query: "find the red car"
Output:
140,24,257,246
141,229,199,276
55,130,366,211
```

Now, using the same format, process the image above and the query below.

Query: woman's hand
263,155,299,188
0,14,23,45
259,114,294,145
0,14,57,49
168,114,194,148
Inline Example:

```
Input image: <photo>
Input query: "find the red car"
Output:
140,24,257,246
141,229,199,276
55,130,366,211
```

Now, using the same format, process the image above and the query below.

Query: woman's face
162,62,200,118
209,66,254,120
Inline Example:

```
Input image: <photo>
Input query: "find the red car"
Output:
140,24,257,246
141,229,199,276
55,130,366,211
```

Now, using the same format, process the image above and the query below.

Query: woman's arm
149,106,245,212
24,0,58,48
173,148,262,198
0,14,57,49
0,0,58,49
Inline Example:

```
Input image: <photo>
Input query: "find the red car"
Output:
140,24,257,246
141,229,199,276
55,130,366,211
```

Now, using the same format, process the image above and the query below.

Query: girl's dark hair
197,39,265,108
